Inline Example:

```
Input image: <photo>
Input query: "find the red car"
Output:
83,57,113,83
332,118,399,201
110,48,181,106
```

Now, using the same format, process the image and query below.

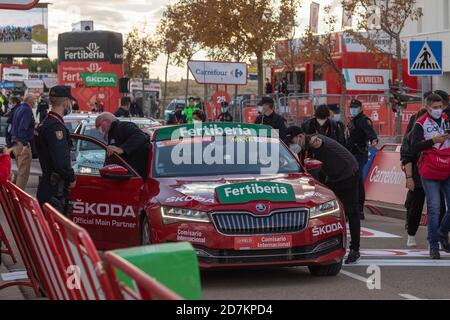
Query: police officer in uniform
36,86,76,216
347,99,378,220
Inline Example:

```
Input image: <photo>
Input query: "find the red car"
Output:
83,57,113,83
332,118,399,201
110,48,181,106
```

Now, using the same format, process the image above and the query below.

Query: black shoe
360,213,365,220
439,235,450,253
345,250,361,264
430,248,441,260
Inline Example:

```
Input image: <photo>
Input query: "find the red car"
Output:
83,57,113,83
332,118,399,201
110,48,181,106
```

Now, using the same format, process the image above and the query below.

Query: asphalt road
1,177,450,300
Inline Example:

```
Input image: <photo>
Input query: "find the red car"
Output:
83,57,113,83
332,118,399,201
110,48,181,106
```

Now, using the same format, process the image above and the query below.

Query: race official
347,99,378,220
36,86,76,216
255,97,287,140
294,129,361,264
114,97,131,118
411,94,450,259
95,112,150,179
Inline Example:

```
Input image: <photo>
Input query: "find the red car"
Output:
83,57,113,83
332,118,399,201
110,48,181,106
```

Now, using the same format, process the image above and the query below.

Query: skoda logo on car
256,204,267,213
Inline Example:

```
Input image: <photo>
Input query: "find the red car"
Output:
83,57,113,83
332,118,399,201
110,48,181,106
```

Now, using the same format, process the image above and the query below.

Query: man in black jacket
95,112,150,179
114,97,131,118
254,97,287,140
297,131,361,264
302,104,346,145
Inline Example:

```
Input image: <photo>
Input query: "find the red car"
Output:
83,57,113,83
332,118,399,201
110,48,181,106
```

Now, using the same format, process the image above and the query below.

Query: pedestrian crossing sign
409,41,443,76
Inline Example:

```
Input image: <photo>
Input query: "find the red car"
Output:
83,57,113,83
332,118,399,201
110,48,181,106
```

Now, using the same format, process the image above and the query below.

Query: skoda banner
81,72,117,87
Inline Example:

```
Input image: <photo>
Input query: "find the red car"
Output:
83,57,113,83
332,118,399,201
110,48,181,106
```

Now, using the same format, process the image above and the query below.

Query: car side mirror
99,164,133,181
304,158,323,171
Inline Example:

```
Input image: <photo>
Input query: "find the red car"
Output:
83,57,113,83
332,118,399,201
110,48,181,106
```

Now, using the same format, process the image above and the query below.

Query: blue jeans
421,177,450,250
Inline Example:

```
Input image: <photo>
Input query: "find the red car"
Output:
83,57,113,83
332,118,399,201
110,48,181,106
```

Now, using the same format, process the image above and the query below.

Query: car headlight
310,200,341,219
160,207,210,223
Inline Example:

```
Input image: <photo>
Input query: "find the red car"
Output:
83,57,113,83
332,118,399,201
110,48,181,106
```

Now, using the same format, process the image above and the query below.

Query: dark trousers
353,154,368,213
328,174,361,251
405,187,447,236
37,177,71,217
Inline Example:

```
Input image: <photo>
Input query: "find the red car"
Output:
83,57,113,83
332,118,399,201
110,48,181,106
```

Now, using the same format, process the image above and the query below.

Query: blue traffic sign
409,41,443,76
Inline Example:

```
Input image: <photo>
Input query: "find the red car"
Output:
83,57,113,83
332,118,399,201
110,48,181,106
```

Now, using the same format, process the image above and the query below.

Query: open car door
69,134,147,250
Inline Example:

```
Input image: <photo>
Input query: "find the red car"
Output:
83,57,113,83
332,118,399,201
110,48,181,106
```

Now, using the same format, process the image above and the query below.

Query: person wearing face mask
254,97,287,140
411,93,450,259
284,126,304,159
95,112,150,179
36,86,76,216
328,104,347,146
302,104,345,145
346,99,378,220
217,102,233,122
295,131,361,264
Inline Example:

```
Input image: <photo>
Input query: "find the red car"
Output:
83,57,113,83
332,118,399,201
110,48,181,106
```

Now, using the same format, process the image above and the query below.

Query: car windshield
153,136,301,178
167,102,185,111
78,125,106,151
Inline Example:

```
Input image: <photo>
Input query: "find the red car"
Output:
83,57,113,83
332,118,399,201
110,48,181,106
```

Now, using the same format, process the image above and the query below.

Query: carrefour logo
231,68,243,78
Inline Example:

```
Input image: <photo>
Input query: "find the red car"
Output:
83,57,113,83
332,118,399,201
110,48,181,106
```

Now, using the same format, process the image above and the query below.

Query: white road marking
359,249,450,258
346,226,401,238
344,259,450,267
399,294,423,300
340,270,369,283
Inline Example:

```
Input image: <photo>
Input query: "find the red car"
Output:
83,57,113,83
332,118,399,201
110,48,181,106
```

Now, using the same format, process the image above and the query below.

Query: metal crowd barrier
0,181,182,300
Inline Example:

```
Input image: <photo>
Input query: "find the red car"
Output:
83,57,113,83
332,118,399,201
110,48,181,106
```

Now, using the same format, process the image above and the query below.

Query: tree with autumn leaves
158,0,300,97
300,6,348,117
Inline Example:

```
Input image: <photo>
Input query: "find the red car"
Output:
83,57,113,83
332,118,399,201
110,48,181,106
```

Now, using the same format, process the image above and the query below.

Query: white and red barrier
0,181,181,300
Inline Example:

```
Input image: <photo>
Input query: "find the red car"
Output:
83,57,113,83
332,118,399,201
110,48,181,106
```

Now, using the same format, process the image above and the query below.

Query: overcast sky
45,0,342,81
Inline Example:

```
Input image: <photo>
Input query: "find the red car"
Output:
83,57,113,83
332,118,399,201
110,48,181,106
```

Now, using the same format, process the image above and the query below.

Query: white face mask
430,108,443,120
193,119,202,124
258,106,264,113
317,119,327,126
290,144,302,154
97,127,105,137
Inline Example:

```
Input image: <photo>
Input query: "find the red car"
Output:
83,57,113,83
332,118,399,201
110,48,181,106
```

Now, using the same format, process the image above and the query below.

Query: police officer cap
328,104,340,113
350,99,362,108
258,97,275,107
285,126,304,139
49,86,76,100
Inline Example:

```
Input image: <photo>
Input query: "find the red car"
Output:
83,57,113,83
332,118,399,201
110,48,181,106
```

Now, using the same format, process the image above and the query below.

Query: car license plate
234,235,293,251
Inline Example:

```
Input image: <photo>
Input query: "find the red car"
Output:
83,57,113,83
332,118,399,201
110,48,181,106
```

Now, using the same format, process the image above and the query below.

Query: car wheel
308,261,342,276
140,214,151,245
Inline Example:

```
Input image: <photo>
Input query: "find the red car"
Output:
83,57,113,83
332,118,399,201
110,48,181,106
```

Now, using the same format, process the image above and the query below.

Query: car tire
140,214,151,245
308,261,342,276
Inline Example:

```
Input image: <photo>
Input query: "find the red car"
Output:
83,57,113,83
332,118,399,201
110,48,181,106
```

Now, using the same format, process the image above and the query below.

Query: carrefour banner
81,72,117,87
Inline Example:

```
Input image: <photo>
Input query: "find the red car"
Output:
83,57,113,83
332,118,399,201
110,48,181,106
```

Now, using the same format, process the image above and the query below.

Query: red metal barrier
1,181,182,300
2,182,72,299
103,252,182,300
43,203,117,300
0,183,42,294
0,222,16,264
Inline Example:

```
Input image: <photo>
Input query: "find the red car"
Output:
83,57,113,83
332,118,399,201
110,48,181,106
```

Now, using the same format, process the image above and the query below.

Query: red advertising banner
365,145,407,206
58,61,123,112
243,107,259,124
